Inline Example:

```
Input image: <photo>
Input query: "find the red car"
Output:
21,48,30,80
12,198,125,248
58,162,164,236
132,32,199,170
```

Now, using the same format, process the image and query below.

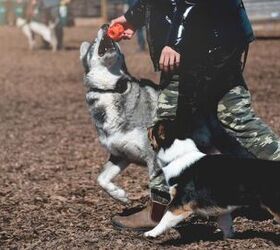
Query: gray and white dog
80,25,159,203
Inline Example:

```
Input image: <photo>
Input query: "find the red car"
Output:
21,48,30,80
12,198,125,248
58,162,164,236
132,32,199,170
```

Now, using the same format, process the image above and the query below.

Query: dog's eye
115,78,128,94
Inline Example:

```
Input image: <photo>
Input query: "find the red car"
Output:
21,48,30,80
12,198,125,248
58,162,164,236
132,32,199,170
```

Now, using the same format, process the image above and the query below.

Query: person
23,0,37,22
110,0,280,231
5,0,16,25
126,0,146,52
37,0,63,50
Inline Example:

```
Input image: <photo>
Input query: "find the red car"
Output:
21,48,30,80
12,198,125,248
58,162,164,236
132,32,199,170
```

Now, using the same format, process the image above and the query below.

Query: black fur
93,106,107,124
169,154,280,214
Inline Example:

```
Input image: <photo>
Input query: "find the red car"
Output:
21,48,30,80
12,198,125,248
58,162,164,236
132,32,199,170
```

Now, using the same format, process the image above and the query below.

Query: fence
70,0,125,20
243,0,280,22
0,0,279,26
0,0,25,25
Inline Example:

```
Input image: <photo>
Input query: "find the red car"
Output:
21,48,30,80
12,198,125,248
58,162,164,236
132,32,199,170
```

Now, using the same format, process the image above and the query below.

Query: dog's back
145,152,280,239
170,155,280,220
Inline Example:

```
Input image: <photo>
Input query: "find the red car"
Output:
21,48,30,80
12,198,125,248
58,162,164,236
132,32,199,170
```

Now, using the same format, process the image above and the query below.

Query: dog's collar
88,86,125,94
87,75,140,94
87,76,135,94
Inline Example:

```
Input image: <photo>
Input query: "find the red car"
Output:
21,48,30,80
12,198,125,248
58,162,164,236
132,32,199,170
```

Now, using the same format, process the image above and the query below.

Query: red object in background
107,23,125,41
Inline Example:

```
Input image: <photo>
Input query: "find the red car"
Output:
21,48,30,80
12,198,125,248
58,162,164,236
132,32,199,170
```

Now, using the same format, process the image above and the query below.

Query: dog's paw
144,231,157,238
111,189,130,204
118,196,130,204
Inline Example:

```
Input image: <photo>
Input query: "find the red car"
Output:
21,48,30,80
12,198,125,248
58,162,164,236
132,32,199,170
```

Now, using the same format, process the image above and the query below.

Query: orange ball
107,23,125,41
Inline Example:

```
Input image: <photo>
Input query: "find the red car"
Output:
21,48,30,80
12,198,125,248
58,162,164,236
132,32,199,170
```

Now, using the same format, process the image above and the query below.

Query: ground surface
0,25,279,249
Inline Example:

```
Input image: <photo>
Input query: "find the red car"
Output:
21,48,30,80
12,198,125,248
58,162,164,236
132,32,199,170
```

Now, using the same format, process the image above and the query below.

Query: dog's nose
101,24,109,32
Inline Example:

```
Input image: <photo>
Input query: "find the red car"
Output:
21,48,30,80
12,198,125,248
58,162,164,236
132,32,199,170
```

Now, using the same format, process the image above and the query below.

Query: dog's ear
80,42,91,61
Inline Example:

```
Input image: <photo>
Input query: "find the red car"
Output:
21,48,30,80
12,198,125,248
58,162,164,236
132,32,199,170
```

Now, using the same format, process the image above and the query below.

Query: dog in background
16,17,58,51
144,120,280,239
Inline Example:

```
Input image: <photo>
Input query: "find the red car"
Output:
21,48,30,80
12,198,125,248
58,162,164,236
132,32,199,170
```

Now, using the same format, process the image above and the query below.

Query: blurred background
0,0,280,249
0,0,280,27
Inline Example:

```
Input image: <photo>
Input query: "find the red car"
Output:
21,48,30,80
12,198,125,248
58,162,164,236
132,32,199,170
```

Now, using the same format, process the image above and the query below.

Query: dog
144,120,280,239
16,17,58,51
79,24,160,203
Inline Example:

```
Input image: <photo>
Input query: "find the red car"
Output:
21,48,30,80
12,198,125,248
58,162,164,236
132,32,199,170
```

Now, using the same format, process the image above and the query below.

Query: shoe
111,201,167,231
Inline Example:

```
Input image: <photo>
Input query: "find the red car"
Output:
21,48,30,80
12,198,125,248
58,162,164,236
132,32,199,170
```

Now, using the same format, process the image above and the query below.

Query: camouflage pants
150,82,280,204
152,74,179,125
150,74,180,203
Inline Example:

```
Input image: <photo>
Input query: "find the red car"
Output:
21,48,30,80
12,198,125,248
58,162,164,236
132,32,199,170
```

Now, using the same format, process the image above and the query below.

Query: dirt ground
0,25,279,249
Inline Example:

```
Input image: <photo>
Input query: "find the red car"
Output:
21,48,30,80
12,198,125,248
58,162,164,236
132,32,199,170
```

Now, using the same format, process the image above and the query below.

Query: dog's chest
99,128,148,161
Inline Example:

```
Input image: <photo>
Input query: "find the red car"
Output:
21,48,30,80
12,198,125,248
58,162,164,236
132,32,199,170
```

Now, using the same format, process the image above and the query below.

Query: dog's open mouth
98,25,116,57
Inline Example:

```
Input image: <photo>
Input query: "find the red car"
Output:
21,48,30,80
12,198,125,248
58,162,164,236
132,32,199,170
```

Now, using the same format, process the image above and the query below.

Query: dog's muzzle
98,24,117,57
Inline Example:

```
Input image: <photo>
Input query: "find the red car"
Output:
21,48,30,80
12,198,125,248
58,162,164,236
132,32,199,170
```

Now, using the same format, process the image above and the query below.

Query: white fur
158,139,205,182
157,139,203,164
144,211,187,238
97,159,129,203
86,66,122,90
16,17,57,51
162,151,205,183
99,128,149,166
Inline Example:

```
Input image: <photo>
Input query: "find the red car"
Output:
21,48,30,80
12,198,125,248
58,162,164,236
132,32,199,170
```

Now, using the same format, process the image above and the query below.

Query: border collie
144,120,280,239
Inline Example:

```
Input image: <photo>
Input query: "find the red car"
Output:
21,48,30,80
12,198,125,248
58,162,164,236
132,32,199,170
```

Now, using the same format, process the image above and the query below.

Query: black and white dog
144,121,280,239
16,17,58,51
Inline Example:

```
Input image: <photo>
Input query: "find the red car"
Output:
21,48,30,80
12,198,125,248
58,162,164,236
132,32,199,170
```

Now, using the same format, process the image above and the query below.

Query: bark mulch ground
0,25,279,249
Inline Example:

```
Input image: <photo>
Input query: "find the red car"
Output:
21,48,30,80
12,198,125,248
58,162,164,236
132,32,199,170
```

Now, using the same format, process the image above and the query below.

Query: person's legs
149,73,179,203
217,85,280,160
50,6,63,50
112,74,179,230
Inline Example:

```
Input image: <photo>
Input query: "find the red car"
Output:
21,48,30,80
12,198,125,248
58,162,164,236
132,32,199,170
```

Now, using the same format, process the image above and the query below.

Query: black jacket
124,0,254,71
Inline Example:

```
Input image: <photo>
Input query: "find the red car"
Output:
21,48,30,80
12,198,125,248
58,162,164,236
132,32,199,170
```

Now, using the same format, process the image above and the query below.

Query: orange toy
107,23,125,41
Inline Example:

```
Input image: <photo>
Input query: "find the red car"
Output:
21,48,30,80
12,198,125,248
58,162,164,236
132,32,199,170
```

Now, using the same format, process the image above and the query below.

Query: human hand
159,46,181,72
110,15,136,40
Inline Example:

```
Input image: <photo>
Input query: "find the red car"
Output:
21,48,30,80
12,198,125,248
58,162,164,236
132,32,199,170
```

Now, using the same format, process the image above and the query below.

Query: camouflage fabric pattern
149,73,180,204
150,84,280,204
152,74,179,125
217,85,280,161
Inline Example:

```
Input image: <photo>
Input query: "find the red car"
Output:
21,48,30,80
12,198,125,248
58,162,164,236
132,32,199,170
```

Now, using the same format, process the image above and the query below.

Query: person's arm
159,0,190,72
123,0,146,30
165,0,193,53
110,0,146,40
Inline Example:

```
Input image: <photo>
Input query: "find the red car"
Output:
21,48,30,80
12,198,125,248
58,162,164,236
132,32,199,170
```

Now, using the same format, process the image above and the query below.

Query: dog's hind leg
22,25,35,50
97,155,129,203
217,212,234,239
144,205,193,238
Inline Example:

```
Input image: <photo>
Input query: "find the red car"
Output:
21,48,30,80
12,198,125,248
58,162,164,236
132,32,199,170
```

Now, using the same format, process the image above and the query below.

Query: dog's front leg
144,210,190,238
97,155,129,203
217,213,234,239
